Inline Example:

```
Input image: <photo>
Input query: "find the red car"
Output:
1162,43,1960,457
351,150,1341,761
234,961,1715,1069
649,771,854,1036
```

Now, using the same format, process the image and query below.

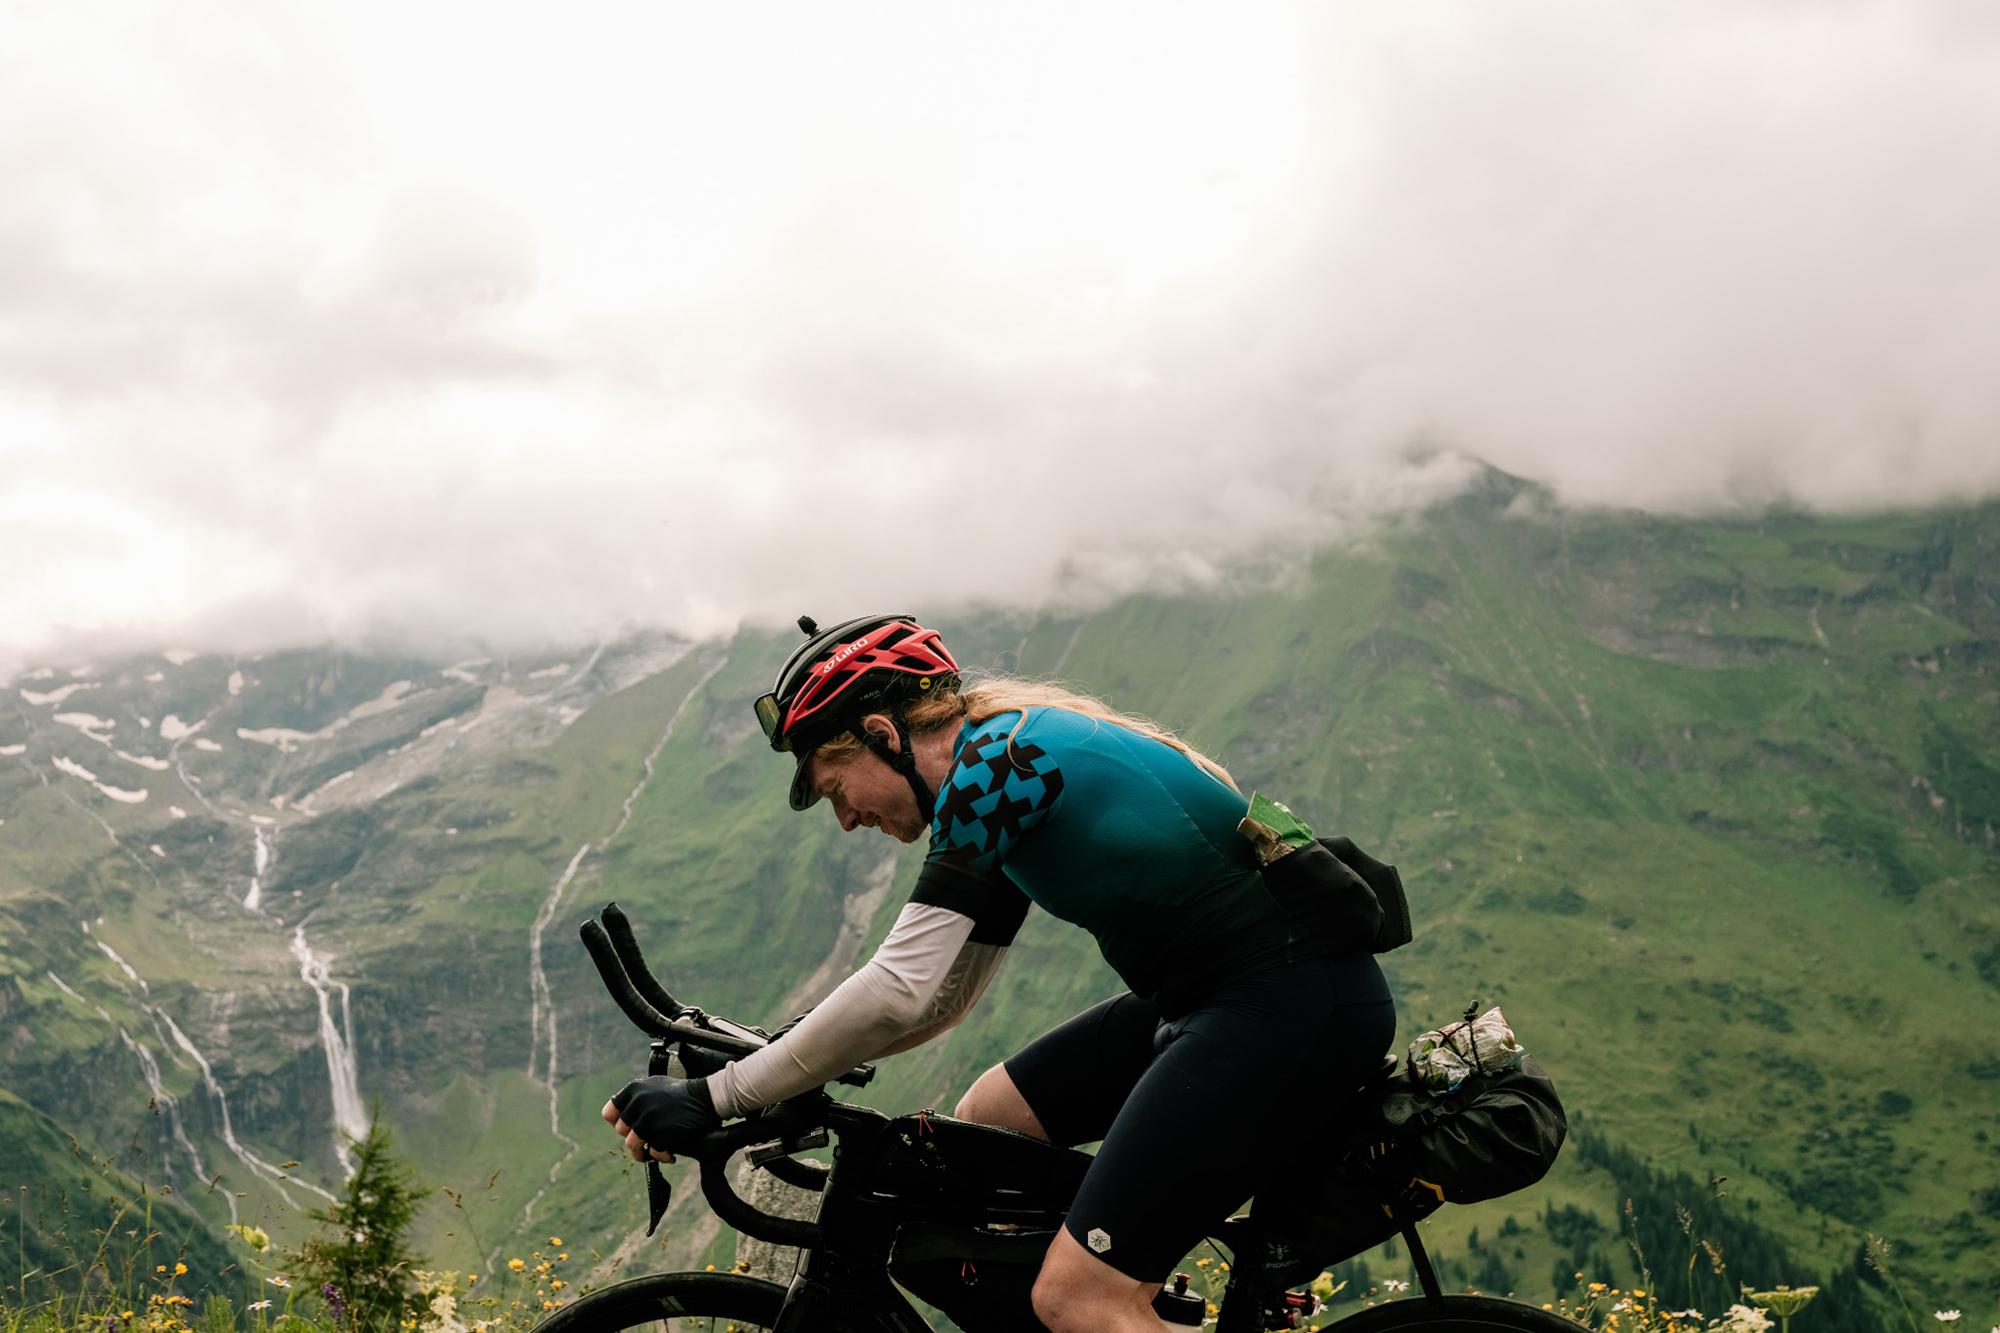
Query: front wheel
536,1271,786,1333
1324,1295,1586,1333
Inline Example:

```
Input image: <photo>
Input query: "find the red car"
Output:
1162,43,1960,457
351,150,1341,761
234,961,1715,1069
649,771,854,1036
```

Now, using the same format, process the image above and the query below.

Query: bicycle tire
1321,1295,1584,1333
537,1271,786,1333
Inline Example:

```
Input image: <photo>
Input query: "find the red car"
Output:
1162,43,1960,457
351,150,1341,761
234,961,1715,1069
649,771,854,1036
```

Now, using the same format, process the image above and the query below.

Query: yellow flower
705,1264,715,1272
557,1254,567,1261
158,1266,168,1273
1633,1289,1646,1297
508,1259,525,1272
175,1263,188,1276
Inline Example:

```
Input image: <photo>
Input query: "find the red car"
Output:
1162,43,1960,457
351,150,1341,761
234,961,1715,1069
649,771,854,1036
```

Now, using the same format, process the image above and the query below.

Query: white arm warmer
706,902,1008,1118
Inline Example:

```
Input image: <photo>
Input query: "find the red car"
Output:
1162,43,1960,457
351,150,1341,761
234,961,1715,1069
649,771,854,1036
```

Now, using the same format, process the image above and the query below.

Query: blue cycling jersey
910,708,1324,1018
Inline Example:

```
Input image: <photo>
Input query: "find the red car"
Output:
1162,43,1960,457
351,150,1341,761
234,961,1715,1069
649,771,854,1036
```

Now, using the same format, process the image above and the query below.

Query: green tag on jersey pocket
1239,792,1317,865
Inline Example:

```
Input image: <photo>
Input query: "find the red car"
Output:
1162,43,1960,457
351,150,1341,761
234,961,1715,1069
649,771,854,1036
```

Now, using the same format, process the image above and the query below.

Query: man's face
808,747,927,843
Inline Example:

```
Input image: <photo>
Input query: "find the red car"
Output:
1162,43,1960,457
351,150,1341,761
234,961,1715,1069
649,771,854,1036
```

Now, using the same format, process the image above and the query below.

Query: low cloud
4,0,1999,668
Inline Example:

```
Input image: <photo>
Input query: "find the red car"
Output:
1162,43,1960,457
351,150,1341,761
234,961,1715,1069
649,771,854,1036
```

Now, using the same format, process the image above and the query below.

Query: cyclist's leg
1033,1227,1166,1333
956,990,1161,1144
1038,957,1396,1309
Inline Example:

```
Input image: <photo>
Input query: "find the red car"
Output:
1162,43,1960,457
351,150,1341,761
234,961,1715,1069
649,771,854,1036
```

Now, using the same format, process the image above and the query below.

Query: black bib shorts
1002,953,1396,1282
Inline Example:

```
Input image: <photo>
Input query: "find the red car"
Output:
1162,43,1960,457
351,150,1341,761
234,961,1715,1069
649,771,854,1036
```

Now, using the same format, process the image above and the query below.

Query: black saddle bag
1231,1045,1567,1300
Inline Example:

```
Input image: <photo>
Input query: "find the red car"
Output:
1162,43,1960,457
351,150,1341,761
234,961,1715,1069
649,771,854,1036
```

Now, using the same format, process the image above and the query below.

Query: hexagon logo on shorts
1086,1228,1111,1254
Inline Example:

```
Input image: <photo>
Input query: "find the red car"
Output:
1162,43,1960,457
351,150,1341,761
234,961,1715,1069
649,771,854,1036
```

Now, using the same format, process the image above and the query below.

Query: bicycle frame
580,903,1453,1333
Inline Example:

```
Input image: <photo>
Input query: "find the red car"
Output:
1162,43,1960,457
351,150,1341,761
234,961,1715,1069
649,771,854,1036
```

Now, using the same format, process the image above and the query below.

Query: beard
879,808,927,844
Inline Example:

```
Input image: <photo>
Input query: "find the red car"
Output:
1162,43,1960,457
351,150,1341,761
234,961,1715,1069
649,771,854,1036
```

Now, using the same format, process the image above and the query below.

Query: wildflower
705,1264,716,1272
1936,1315,1962,1324
549,1237,563,1245
1385,1280,1410,1293
267,1277,291,1288
247,1302,272,1312
507,1259,525,1272
1709,1304,1773,1333
175,1263,188,1276
158,1265,169,1273
325,1283,348,1327
557,1254,567,1261
227,1216,274,1248
1751,1289,1819,1321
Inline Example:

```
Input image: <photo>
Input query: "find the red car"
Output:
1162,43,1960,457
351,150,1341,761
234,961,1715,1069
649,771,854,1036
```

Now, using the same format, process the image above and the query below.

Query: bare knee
955,1063,1048,1140
1032,1229,1158,1333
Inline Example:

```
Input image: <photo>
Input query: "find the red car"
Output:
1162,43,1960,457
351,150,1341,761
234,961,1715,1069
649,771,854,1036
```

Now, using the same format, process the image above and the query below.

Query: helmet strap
852,711,936,829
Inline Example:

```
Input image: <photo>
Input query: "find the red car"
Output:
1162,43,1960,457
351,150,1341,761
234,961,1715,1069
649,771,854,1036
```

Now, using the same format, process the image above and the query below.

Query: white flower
247,1302,272,1312
1710,1304,1774,1333
266,1277,291,1288
1384,1280,1410,1293
1934,1314,1961,1324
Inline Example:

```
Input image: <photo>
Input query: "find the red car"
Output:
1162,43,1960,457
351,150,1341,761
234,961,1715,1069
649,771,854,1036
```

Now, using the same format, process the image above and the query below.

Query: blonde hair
811,675,1238,791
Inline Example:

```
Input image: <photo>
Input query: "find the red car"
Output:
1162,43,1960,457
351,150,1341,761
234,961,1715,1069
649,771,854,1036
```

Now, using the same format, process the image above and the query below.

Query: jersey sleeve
927,721,1066,899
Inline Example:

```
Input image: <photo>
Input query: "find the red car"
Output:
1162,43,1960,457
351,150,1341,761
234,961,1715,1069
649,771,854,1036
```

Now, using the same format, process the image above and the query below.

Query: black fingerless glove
613,1075,722,1152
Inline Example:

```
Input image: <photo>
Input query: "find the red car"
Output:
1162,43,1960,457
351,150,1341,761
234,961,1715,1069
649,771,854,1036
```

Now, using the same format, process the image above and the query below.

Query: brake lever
645,1160,671,1236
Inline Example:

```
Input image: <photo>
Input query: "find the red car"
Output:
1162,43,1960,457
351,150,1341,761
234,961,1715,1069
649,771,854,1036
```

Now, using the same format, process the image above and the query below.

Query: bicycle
546,903,1583,1333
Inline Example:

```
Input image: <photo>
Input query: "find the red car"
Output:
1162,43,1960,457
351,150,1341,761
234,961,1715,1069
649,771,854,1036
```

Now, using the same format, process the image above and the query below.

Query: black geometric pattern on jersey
932,726,1066,874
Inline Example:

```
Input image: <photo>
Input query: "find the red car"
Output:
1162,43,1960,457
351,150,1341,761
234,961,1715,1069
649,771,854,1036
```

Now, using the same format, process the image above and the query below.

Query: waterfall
290,925,370,1174
243,826,270,911
158,1010,331,1205
508,654,727,1239
118,1028,229,1219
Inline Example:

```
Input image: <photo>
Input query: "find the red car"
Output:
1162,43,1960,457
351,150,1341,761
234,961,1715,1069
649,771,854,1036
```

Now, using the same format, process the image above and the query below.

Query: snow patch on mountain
21,682,97,706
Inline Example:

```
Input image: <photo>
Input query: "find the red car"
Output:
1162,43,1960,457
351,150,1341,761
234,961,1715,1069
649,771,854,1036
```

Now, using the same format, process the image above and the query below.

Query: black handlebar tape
761,1154,830,1193
600,902,688,1020
578,918,679,1037
698,1150,822,1249
583,916,875,1080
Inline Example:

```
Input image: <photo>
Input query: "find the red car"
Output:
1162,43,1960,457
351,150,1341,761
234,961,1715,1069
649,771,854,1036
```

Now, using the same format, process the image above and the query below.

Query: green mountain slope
2,482,1996,1323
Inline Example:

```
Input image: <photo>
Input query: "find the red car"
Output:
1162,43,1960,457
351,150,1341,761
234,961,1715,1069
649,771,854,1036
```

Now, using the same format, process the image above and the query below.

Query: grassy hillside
2,481,1996,1325
0,1088,238,1306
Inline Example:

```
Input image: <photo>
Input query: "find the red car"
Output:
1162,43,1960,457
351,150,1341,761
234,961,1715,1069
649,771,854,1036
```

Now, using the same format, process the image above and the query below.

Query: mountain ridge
3,490,1996,1318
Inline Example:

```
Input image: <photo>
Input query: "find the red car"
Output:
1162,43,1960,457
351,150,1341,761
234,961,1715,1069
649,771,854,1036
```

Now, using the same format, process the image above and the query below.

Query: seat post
1400,1223,1444,1302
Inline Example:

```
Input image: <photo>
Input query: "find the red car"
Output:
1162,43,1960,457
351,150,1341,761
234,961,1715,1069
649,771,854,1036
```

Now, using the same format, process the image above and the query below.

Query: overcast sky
4,0,1999,667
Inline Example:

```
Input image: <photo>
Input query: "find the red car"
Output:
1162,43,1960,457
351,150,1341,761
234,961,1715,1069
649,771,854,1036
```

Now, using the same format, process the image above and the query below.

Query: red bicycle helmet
755,614,961,815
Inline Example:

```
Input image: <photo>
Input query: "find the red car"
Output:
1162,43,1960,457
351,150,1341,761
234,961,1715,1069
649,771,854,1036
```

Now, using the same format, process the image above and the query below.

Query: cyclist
605,613,1395,1333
